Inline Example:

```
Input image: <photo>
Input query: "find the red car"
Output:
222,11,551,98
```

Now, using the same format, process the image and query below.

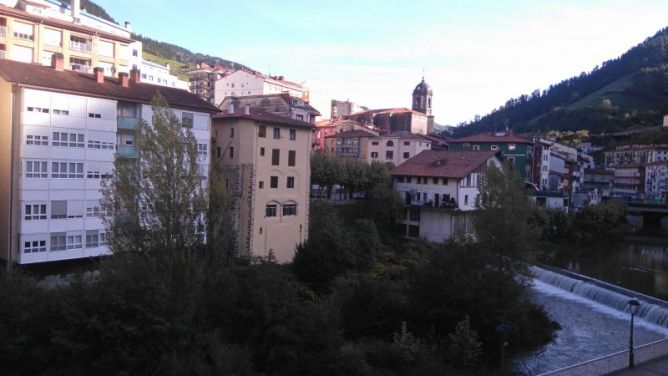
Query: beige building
324,129,432,166
212,106,312,263
0,1,136,76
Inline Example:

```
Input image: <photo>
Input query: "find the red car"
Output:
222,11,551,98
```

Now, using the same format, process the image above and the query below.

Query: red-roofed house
344,107,432,135
391,150,501,242
211,104,313,263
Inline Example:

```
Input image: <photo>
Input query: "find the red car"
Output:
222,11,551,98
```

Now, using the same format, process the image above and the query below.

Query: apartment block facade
391,150,500,243
0,1,136,75
211,108,312,263
0,58,216,264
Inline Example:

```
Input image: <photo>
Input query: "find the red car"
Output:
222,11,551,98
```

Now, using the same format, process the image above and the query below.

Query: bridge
613,199,668,231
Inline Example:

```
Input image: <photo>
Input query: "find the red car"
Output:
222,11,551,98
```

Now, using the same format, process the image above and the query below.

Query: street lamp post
628,298,641,369
496,323,511,375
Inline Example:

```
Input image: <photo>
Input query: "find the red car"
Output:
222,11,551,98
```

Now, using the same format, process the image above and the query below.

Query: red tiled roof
324,129,378,139
347,107,425,117
0,5,134,43
213,108,314,129
0,59,219,113
451,132,532,144
392,150,498,178
315,119,363,128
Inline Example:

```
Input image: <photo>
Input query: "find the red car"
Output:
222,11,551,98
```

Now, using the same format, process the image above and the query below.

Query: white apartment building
139,59,189,90
392,150,500,243
214,69,307,107
0,57,217,265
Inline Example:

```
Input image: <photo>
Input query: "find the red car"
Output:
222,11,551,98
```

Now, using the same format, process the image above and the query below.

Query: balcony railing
70,64,92,74
70,40,92,53
117,116,139,130
0,50,6,60
116,145,138,159
0,26,6,37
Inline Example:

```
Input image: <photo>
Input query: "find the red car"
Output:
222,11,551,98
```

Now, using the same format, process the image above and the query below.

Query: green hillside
453,27,668,137
142,52,190,81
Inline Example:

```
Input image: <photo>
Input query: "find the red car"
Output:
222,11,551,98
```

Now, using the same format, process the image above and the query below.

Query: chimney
228,103,235,114
130,68,141,84
244,104,250,115
119,72,129,88
72,0,80,23
94,67,104,83
51,53,64,71
124,21,132,31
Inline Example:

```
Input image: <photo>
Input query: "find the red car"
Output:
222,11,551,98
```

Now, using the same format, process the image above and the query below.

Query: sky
99,0,668,125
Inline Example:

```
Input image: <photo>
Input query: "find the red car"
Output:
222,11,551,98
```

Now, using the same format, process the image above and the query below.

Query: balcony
116,145,138,158
0,50,5,60
70,63,92,73
0,26,6,37
70,40,92,53
117,116,139,130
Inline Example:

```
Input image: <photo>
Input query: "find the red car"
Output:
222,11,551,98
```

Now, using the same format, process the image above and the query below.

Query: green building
448,132,534,181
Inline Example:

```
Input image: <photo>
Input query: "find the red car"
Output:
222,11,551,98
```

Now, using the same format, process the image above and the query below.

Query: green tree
102,93,207,254
474,163,539,266
446,316,482,369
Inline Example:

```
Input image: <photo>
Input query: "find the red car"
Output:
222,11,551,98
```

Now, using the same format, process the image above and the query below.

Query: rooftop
392,150,498,178
324,129,378,139
451,132,532,144
213,108,314,129
0,59,218,113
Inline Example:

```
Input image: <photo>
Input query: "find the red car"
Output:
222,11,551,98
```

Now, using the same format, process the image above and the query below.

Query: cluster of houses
0,0,662,268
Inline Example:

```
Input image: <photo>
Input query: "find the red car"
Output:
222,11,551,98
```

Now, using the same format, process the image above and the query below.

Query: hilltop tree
102,93,207,254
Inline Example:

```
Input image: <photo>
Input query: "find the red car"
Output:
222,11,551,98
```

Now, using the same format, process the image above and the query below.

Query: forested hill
453,27,668,137
62,0,247,70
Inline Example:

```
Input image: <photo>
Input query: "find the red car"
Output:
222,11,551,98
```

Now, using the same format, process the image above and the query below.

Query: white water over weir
531,265,668,329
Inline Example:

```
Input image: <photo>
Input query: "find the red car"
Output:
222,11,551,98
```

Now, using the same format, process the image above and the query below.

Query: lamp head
628,298,641,315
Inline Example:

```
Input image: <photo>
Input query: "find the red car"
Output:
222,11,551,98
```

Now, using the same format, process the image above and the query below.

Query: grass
564,74,654,111
142,51,190,81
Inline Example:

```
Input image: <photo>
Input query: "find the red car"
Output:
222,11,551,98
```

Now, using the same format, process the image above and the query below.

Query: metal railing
0,50,6,60
539,338,668,376
70,40,92,53
0,25,6,36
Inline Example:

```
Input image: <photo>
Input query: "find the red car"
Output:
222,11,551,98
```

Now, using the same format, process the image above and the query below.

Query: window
87,135,114,150
26,135,49,145
464,195,469,205
266,204,277,217
508,144,517,151
26,106,49,113
387,140,394,146
229,146,234,159
66,235,83,249
25,161,48,178
43,28,61,46
13,21,33,40
86,230,99,248
296,114,304,121
216,147,221,158
197,143,208,157
88,112,101,118
386,150,394,160
182,112,194,128
25,204,47,220
442,178,448,185
272,149,280,165
24,240,46,253
50,233,66,251
289,129,296,140
51,201,67,219
409,208,420,222
288,150,296,166
258,126,266,138
270,176,278,188
230,128,234,137
371,152,378,159
408,225,420,238
13,45,33,63
52,162,83,178
273,127,280,139
491,145,499,151
404,141,410,146
283,204,297,216
403,152,410,159
259,181,264,189
372,141,379,146
86,205,100,218
397,176,404,183
433,177,439,184
87,165,100,179
260,147,265,156
53,132,84,147
473,145,480,151
287,176,294,188
100,233,108,246
463,143,470,148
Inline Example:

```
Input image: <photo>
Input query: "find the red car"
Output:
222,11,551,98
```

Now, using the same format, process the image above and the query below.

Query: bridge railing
539,338,668,376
